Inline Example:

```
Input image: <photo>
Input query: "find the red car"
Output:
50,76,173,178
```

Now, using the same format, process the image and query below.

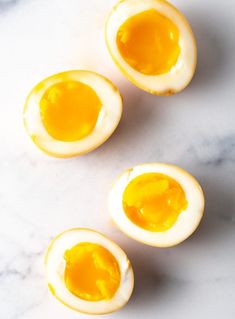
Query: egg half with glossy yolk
109,163,204,247
23,71,122,157
105,0,197,95
45,229,134,315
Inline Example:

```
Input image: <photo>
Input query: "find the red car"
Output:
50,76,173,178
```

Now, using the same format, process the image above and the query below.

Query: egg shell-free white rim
106,0,197,95
45,228,134,315
23,71,123,158
109,163,204,247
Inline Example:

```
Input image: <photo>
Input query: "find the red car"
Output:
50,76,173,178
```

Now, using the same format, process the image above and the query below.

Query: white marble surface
0,0,235,318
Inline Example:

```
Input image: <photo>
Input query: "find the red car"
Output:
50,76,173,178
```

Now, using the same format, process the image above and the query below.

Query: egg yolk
40,81,102,142
116,9,180,75
123,173,188,231
64,243,120,301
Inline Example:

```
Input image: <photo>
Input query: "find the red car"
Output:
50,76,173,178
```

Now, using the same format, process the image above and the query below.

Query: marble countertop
0,0,235,318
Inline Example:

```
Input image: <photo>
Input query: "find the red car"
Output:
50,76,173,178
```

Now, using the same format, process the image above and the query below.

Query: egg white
24,70,122,157
105,0,197,95
109,163,204,247
45,228,134,315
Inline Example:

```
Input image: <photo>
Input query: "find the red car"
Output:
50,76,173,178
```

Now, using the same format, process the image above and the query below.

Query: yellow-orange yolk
123,173,188,231
40,81,102,142
64,243,120,301
116,9,180,75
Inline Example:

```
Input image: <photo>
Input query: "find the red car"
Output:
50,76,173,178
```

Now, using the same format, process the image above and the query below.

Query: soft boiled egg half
23,71,122,157
109,163,204,247
45,228,134,315
105,0,197,95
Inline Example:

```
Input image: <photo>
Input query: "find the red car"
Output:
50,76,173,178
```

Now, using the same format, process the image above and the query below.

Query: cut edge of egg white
45,228,134,315
23,70,123,158
105,0,197,95
109,163,205,247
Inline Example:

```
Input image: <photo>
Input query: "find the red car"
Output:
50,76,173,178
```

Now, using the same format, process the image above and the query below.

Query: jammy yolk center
64,243,120,301
40,81,102,142
116,9,180,75
123,173,188,232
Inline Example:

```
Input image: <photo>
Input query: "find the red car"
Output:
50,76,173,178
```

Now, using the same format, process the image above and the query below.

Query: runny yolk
64,243,120,301
39,81,102,142
123,173,188,232
116,9,180,75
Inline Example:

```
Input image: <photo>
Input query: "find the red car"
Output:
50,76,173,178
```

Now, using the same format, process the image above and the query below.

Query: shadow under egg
184,9,228,94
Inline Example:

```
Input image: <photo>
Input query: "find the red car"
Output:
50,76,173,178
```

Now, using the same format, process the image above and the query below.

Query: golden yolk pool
40,81,102,142
123,173,188,231
116,9,180,75
64,243,120,301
